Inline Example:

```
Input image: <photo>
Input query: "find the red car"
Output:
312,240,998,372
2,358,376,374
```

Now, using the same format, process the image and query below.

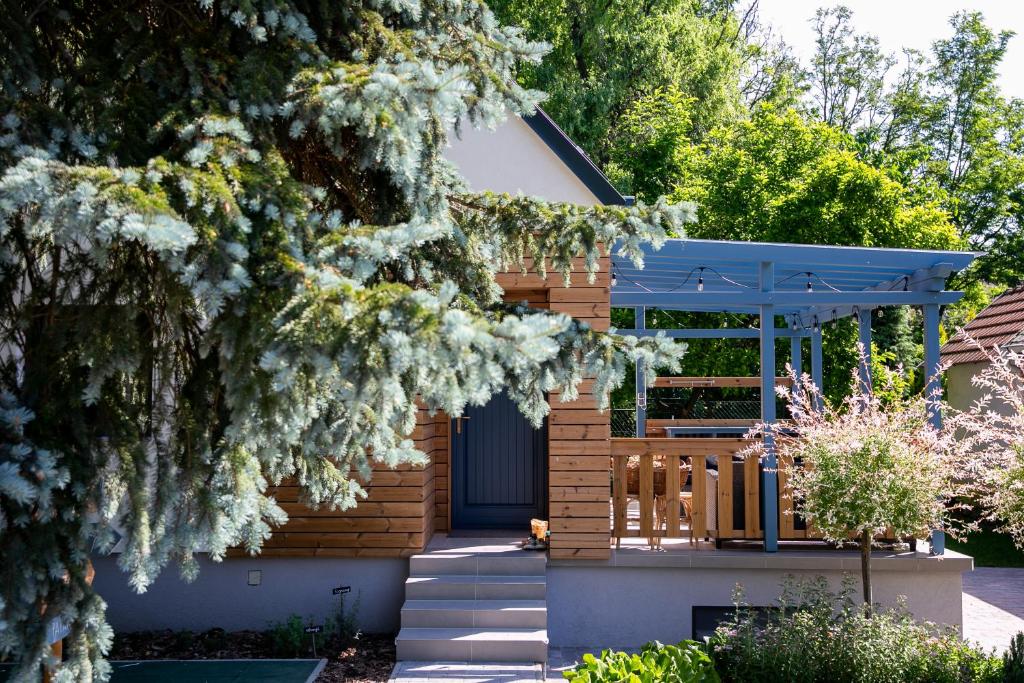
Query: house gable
445,109,624,206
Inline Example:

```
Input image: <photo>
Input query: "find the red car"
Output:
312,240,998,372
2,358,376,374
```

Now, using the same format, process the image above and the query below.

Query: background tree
486,0,750,162
807,6,894,135
0,2,688,679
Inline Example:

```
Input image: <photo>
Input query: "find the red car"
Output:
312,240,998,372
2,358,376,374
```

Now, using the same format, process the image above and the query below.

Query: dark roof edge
522,107,629,206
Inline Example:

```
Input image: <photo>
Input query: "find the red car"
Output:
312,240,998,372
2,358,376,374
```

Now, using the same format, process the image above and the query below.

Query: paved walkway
963,567,1024,653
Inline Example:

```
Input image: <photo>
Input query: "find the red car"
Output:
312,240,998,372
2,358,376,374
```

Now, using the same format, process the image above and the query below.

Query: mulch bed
109,629,396,682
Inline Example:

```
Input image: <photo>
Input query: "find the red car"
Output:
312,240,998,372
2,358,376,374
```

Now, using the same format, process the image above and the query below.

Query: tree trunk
860,529,873,615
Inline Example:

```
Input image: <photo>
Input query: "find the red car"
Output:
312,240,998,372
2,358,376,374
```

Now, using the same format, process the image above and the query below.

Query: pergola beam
796,264,957,326
616,327,810,339
611,290,964,309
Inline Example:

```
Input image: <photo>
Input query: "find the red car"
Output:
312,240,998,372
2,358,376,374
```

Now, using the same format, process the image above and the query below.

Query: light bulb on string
812,316,820,334
697,267,705,292
806,272,814,293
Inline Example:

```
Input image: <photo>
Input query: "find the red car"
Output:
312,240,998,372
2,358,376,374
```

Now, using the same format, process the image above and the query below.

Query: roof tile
941,284,1024,366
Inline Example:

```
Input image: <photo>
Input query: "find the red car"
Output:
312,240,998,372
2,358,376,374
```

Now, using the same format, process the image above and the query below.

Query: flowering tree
750,359,968,610
0,2,688,679
950,344,1024,549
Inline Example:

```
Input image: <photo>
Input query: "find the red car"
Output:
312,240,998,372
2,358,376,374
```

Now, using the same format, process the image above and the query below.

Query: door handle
455,416,471,434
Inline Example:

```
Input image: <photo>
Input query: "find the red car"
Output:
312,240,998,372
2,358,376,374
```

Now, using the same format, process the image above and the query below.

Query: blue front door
451,391,547,530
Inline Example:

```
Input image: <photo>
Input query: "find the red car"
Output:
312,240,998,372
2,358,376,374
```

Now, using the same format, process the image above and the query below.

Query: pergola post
857,307,872,395
790,334,802,378
760,261,779,552
923,302,945,554
635,306,646,438
810,325,824,412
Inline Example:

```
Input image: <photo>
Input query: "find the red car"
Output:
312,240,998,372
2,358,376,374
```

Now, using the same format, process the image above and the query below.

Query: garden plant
748,358,970,609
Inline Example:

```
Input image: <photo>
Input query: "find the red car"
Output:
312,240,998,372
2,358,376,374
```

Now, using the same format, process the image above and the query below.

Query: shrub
562,640,719,683
709,576,1002,683
754,364,969,609
1006,632,1024,683
268,614,307,658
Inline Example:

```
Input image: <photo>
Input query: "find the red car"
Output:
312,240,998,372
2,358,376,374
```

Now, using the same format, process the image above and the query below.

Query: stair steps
396,539,548,663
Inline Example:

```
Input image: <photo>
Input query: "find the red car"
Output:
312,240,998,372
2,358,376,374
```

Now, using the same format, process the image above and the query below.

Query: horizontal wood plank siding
537,257,612,560
249,405,439,558
252,257,611,560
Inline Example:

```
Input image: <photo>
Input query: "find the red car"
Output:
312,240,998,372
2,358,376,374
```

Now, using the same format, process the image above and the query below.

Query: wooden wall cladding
253,257,612,560
500,256,613,561
246,406,441,558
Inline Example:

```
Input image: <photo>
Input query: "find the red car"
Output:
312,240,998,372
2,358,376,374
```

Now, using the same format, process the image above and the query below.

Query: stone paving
962,567,1024,653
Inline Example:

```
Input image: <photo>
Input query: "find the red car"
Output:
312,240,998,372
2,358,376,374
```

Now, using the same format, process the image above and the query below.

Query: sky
756,1,1024,99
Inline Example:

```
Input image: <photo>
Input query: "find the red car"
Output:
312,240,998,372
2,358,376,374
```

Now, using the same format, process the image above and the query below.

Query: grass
947,528,1024,568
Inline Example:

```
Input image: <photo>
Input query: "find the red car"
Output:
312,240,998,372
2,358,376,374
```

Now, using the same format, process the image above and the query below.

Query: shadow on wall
91,555,407,634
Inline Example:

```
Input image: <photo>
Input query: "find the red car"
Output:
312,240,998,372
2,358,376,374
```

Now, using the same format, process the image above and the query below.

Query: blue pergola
610,238,979,553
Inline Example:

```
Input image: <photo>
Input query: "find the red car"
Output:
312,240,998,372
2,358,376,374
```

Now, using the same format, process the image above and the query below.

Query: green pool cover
1,659,323,682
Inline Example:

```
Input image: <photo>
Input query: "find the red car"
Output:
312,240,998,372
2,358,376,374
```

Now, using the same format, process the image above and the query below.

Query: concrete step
404,575,546,600
401,599,547,628
409,552,546,577
395,628,548,663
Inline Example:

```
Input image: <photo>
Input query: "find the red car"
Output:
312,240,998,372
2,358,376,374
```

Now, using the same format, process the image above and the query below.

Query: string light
812,315,820,334
697,267,705,292
806,272,814,293
832,309,837,323
611,270,617,288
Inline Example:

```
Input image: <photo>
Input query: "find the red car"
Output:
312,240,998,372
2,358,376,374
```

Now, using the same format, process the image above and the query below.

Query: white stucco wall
947,362,990,414
445,117,600,205
93,556,408,634
548,553,969,647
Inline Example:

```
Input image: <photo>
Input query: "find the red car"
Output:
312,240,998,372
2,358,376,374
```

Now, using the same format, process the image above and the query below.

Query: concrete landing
388,661,545,683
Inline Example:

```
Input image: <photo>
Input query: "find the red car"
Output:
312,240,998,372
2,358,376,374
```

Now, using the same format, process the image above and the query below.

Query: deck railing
610,437,760,546
610,436,824,547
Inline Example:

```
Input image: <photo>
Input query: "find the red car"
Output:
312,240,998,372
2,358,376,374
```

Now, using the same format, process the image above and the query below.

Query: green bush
268,614,307,658
563,640,719,683
1006,632,1024,682
708,576,1003,683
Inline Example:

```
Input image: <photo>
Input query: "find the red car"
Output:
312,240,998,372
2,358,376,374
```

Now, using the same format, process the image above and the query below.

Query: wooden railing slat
718,455,733,539
666,454,681,537
744,455,761,537
692,455,707,540
639,455,654,538
613,455,627,543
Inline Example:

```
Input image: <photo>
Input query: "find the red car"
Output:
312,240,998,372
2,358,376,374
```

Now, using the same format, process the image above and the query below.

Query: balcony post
635,306,646,438
760,261,779,552
857,307,872,395
810,324,824,412
923,302,944,554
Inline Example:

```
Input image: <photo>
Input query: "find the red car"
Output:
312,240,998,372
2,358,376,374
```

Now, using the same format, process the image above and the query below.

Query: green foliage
487,0,746,161
710,576,1004,683
675,107,960,251
563,640,719,683
332,590,361,645
606,85,694,203
1005,633,1024,683
268,615,307,659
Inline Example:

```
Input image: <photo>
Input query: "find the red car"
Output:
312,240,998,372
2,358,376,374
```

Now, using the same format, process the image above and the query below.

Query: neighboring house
94,109,974,663
942,284,1024,415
